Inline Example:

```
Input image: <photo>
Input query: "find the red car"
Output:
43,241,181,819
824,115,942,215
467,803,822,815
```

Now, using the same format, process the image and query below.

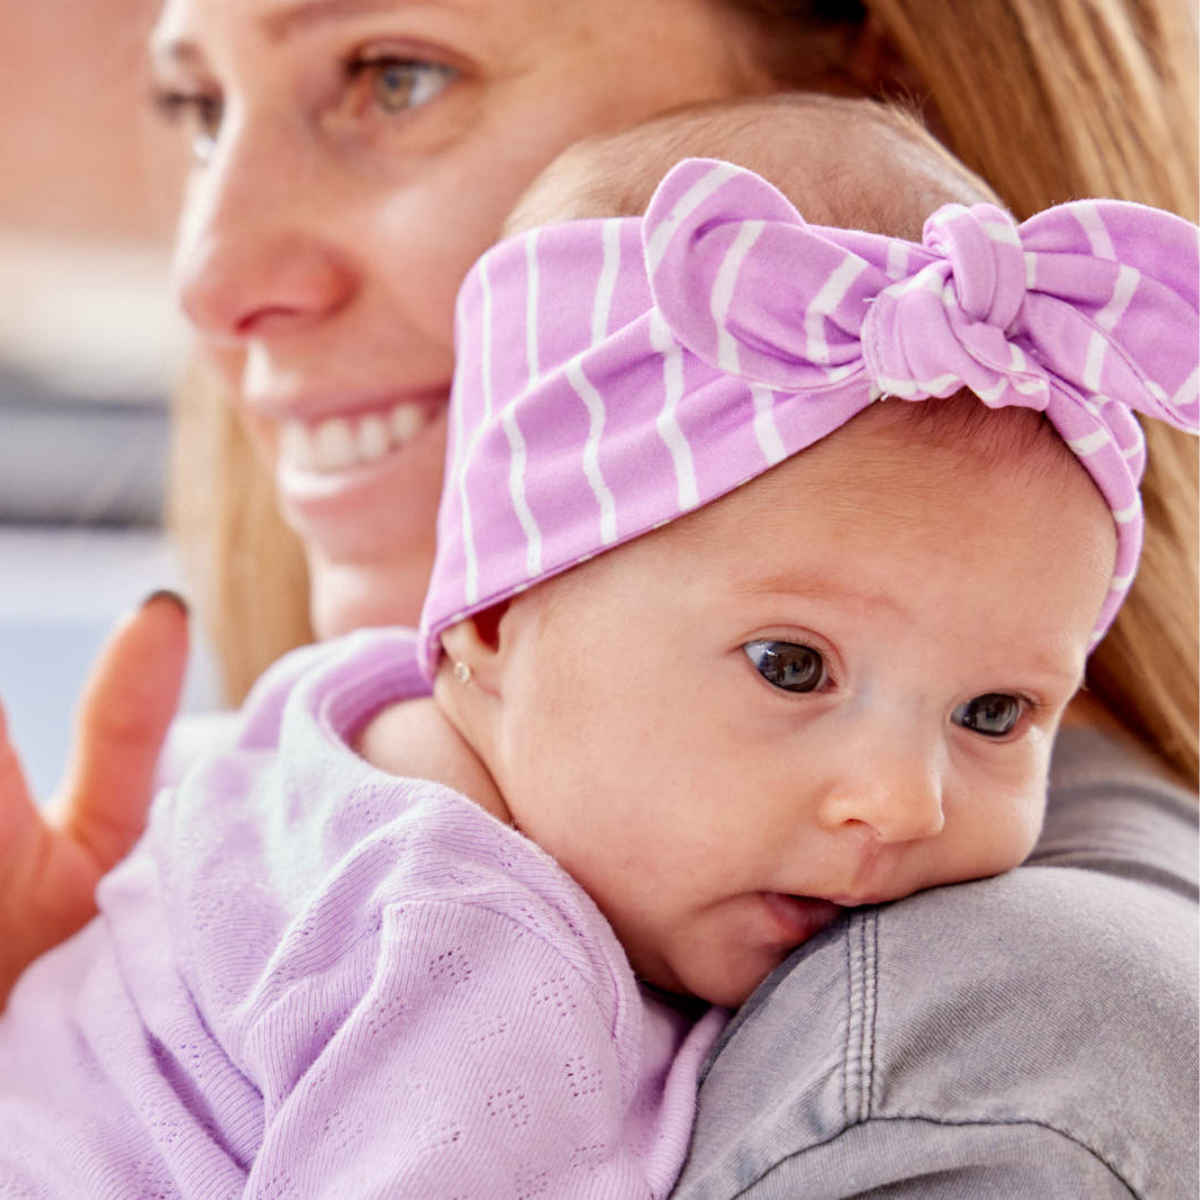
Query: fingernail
140,589,190,616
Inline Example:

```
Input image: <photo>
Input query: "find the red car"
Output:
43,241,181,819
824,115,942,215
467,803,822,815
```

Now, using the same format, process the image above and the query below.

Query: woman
0,0,1195,1189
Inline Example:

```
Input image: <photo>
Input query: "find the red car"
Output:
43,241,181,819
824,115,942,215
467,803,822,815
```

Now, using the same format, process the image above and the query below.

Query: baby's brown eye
952,693,1024,737
744,640,828,693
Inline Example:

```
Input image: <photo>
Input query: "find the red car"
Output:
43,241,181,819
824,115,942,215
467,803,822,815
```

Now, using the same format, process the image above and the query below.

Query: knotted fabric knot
861,204,1041,405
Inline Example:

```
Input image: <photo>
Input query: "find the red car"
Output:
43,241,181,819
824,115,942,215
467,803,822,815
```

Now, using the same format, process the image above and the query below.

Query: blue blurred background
0,381,220,802
0,1,220,802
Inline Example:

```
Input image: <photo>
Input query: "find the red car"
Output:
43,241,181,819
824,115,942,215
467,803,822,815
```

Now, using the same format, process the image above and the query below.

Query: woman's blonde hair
168,360,313,703
169,0,1198,783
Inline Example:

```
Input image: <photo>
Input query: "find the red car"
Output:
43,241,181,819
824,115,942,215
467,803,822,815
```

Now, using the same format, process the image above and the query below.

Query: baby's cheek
948,766,1048,877
992,783,1049,870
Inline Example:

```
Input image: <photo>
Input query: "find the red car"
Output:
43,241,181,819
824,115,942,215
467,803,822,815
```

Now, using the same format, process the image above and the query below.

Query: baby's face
491,404,1116,1007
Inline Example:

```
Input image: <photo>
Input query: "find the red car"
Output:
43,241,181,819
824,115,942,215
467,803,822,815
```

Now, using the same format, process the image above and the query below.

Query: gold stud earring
454,661,473,686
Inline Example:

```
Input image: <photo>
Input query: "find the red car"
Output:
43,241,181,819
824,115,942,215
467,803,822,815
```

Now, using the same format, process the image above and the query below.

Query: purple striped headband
418,158,1199,677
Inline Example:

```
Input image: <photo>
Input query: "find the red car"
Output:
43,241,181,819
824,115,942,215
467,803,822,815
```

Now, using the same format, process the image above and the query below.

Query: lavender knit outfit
420,159,1199,672
0,630,725,1198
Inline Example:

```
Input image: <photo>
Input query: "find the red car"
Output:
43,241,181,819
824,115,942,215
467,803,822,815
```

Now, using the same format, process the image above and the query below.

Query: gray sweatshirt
675,726,1199,1199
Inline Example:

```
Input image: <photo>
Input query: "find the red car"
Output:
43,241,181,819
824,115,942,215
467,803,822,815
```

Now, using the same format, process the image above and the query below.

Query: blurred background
0,0,220,800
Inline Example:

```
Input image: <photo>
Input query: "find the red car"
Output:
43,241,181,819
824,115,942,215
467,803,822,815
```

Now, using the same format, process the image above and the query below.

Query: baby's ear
438,601,512,696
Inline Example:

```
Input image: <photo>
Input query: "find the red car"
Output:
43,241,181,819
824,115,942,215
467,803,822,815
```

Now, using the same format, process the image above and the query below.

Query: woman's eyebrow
153,0,463,63
259,0,467,43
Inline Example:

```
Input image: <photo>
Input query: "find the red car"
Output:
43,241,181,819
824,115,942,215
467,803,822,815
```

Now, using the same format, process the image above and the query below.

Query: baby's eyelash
1007,693,1047,725
742,638,834,695
951,691,1045,740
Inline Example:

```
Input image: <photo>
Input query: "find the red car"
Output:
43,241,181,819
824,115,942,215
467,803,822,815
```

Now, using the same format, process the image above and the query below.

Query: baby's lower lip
760,893,845,944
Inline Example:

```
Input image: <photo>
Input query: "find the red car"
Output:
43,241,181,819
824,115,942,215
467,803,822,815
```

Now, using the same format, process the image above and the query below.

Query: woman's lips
269,398,450,563
278,398,435,474
760,892,846,946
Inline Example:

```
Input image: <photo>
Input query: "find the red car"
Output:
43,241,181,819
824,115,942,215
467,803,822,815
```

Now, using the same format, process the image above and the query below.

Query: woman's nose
173,126,356,343
815,747,947,844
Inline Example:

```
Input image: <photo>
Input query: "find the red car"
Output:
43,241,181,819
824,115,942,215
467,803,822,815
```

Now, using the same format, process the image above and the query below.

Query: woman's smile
277,398,436,474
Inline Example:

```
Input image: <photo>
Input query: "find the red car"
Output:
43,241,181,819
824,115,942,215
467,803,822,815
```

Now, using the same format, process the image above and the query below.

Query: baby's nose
815,751,946,844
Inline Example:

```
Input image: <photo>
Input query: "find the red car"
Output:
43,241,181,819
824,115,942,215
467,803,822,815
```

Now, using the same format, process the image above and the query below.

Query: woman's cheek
372,192,488,354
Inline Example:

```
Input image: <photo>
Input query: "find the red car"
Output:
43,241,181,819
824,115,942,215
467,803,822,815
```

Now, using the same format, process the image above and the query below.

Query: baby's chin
639,948,791,1011
640,898,849,1008
687,960,785,1010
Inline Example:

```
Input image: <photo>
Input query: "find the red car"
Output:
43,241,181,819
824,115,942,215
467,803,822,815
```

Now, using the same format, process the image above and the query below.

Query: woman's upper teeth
280,401,429,472
358,413,390,461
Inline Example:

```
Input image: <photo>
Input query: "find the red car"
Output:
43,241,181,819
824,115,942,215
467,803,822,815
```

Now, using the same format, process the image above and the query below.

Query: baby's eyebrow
740,572,906,617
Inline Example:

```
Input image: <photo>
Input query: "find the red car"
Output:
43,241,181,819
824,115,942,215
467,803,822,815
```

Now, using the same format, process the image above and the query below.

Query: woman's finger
52,591,190,872
0,697,83,1005
0,696,40,871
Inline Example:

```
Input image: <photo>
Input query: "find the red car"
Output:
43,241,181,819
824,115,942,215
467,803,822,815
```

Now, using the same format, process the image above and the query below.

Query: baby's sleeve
242,898,661,1200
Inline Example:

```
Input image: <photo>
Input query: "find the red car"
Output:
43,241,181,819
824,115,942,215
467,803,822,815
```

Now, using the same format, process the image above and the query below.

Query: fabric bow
643,159,1199,430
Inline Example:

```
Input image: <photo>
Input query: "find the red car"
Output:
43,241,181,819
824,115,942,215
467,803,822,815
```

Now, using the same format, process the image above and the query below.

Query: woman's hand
0,592,189,1007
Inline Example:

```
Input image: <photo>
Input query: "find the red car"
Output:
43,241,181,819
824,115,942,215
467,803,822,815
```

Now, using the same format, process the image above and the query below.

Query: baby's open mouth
762,892,846,945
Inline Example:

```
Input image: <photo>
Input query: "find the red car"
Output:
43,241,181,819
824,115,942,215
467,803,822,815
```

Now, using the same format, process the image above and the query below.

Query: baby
1,96,1195,1199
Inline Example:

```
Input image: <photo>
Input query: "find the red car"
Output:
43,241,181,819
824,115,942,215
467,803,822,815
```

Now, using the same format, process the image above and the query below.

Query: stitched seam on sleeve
841,918,856,1126
727,1114,1139,1200
865,909,879,1118
843,911,878,1125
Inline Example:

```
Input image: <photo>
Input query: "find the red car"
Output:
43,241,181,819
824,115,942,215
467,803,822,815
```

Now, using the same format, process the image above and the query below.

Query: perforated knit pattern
0,629,725,1197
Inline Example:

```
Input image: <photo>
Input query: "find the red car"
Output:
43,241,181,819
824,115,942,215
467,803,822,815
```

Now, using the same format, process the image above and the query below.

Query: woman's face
151,0,773,637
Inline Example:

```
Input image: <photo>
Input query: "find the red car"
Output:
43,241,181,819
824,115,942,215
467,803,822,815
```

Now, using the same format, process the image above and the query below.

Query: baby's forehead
659,397,1083,551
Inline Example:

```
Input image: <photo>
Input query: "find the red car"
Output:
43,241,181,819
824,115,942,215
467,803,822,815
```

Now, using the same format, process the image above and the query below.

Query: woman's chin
306,552,436,639
272,411,447,639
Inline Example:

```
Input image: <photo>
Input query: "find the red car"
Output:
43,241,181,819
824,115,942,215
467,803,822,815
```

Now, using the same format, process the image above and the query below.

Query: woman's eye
152,91,223,165
952,693,1025,738
346,56,456,116
743,640,829,694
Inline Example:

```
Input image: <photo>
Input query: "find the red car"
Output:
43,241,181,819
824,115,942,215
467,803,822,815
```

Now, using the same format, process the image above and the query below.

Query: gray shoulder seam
731,1115,1139,1200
